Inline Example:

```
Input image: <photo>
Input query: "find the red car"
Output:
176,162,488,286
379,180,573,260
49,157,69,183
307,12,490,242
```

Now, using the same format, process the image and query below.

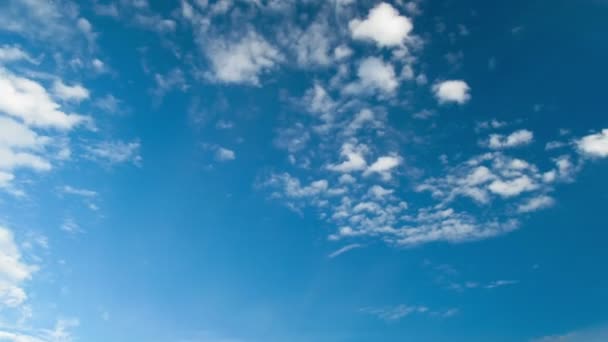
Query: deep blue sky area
0,1,607,341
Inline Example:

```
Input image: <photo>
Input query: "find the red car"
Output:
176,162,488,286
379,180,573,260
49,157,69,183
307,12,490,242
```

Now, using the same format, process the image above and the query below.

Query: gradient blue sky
0,0,607,341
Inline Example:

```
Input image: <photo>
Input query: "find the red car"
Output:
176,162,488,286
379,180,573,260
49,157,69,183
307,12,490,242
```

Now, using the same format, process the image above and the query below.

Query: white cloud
85,140,142,166
215,147,235,161
368,185,394,199
215,120,234,130
344,57,399,95
153,68,187,98
364,155,401,180
432,80,471,104
0,148,51,172
346,109,379,135
0,116,49,150
52,80,90,103
349,2,413,47
0,116,52,174
206,32,282,85
333,44,353,60
361,304,457,322
488,129,534,149
488,175,537,197
0,226,38,308
0,0,81,43
265,173,329,198
518,195,555,213
484,280,519,289
531,326,608,342
328,143,368,173
76,17,96,47
60,218,81,234
0,45,36,64
0,68,87,129
328,243,362,258
292,17,334,67
577,129,608,158
360,305,429,321
59,185,97,198
94,95,122,114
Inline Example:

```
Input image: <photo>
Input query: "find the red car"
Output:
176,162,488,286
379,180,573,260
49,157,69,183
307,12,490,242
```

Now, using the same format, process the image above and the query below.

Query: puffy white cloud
344,57,399,95
85,140,142,166
215,147,235,161
577,129,608,158
488,129,534,149
432,80,471,104
0,68,87,129
518,195,555,213
206,32,282,85
349,2,413,47
52,80,90,102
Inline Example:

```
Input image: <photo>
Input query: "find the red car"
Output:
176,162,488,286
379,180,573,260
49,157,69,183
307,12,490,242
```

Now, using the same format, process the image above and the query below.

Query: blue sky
0,0,607,341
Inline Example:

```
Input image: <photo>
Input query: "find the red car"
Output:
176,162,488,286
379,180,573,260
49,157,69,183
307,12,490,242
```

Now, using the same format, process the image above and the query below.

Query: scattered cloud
85,140,142,166
344,57,399,95
215,147,236,161
432,80,471,104
361,304,457,322
488,129,534,149
518,195,555,213
0,226,38,309
364,155,401,180
205,32,282,85
52,80,90,103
